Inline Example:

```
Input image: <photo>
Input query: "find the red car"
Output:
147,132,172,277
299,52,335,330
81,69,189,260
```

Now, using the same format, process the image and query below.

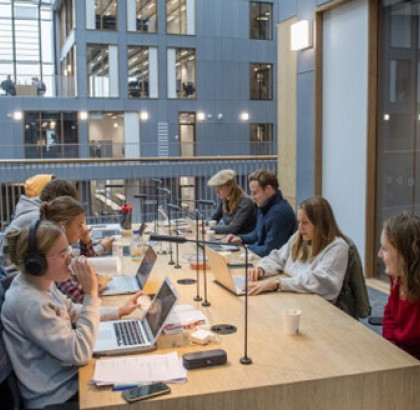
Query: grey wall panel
279,0,298,22
296,70,315,204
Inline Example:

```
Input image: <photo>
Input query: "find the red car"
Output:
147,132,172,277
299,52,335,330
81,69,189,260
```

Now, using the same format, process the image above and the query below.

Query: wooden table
79,246,420,410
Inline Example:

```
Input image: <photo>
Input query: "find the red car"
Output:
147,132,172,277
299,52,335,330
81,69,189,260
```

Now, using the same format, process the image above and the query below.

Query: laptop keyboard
114,321,146,346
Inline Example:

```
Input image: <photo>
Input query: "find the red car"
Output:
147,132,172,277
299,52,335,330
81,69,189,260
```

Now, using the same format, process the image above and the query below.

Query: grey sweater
211,195,257,235
1,274,118,408
258,232,349,303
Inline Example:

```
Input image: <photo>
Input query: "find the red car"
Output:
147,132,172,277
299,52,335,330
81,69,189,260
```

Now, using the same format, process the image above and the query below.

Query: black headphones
24,220,47,276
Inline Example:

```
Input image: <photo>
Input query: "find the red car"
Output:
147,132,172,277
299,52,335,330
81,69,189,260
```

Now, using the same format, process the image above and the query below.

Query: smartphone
121,383,171,402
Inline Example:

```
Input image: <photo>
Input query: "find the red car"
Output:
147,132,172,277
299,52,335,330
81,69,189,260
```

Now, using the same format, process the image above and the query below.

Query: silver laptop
101,246,157,296
90,223,122,240
93,277,178,356
206,247,246,296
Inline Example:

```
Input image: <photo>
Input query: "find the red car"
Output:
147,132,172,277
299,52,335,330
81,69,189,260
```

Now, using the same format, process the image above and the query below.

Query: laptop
206,247,246,296
93,277,178,356
90,223,122,240
101,246,157,296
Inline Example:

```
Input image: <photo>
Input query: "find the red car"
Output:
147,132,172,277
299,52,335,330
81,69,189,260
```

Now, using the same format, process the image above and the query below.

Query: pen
112,384,140,391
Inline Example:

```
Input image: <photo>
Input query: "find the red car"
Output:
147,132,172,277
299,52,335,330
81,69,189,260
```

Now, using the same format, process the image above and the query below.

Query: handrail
0,155,276,165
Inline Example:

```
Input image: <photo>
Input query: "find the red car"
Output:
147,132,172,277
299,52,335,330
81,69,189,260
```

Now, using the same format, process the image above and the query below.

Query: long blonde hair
222,180,244,214
292,196,344,262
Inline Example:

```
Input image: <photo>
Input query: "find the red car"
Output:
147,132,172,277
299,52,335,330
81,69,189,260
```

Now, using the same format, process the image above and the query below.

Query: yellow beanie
24,174,54,197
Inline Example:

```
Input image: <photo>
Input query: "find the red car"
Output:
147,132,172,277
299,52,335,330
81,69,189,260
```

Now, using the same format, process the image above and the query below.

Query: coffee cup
281,308,302,335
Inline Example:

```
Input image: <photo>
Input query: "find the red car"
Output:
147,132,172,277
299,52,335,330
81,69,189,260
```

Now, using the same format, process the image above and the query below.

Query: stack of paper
92,352,187,386
163,305,209,335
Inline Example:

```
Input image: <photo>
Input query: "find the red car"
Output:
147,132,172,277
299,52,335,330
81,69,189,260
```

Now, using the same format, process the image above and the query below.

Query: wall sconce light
240,112,249,121
216,113,223,120
197,112,205,121
290,20,313,51
79,111,88,120
12,111,23,121
140,111,149,121
383,114,390,121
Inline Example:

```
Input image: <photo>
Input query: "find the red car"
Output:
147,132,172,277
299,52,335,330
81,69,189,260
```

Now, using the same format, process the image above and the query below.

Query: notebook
206,247,246,296
93,277,178,356
101,246,157,296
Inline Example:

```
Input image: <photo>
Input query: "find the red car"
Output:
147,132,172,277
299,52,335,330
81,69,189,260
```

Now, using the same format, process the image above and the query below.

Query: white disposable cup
208,220,217,228
205,230,215,241
281,309,302,335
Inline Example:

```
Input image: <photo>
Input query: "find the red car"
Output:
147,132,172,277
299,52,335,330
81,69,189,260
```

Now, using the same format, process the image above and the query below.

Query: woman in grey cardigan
1,220,141,409
207,169,256,235
246,196,349,303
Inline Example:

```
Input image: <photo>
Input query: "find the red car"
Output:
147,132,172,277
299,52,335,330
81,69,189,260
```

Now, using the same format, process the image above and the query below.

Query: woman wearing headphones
39,196,113,302
1,220,140,409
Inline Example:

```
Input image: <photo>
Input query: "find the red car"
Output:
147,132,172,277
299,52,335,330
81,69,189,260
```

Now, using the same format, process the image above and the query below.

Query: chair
335,237,371,319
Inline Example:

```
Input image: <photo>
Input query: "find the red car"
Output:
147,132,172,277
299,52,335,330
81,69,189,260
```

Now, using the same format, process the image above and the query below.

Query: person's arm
210,202,223,223
239,228,258,246
280,238,349,301
256,235,294,277
382,279,398,344
214,197,256,235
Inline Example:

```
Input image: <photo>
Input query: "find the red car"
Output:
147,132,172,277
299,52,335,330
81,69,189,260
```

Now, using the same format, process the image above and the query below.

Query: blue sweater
239,191,296,257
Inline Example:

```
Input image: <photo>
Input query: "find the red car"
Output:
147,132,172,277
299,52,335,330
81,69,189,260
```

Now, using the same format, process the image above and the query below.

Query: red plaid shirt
56,241,104,303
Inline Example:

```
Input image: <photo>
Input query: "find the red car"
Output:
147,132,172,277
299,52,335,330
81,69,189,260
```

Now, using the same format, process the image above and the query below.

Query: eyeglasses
46,245,73,260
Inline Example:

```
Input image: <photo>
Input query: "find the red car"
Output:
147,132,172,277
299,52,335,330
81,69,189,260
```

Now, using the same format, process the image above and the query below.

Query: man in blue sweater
222,169,296,257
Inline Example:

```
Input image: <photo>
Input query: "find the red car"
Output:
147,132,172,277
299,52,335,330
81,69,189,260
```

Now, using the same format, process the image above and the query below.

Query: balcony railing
2,141,276,160
0,74,75,98
0,156,277,230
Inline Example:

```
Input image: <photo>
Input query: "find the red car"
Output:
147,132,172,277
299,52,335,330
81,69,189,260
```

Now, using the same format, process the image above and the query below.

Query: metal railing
0,156,277,230
0,141,276,160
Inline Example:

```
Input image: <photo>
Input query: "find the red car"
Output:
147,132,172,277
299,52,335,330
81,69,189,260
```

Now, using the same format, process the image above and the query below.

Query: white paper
86,256,121,275
93,352,187,385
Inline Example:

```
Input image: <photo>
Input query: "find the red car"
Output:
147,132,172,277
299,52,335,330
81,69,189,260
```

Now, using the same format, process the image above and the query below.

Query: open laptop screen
135,246,157,289
145,280,177,338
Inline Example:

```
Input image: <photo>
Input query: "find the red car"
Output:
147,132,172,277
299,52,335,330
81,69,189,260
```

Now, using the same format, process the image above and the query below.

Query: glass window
60,46,76,97
87,44,119,98
128,0,157,33
127,46,158,99
179,112,196,156
250,2,272,40
167,0,195,35
88,112,124,158
86,0,117,30
250,63,272,100
24,112,79,159
250,123,273,155
167,48,196,99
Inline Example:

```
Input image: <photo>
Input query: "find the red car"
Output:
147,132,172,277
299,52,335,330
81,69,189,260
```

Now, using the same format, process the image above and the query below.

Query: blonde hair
40,196,84,227
5,220,63,273
292,196,344,262
222,179,244,214
383,211,420,302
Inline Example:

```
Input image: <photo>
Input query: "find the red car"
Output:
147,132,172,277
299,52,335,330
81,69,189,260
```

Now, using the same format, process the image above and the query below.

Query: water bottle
120,204,132,230
130,230,144,261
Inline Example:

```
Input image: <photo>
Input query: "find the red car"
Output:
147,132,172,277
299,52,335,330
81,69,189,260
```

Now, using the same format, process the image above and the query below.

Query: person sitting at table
221,169,296,257
246,196,349,302
207,169,256,235
1,220,141,409
40,196,114,302
0,178,77,269
379,211,420,360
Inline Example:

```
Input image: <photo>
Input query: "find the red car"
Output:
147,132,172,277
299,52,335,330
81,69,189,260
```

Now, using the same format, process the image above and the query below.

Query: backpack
335,237,371,319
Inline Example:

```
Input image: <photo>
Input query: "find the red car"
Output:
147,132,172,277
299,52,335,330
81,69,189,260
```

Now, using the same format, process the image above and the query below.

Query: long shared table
79,245,420,410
